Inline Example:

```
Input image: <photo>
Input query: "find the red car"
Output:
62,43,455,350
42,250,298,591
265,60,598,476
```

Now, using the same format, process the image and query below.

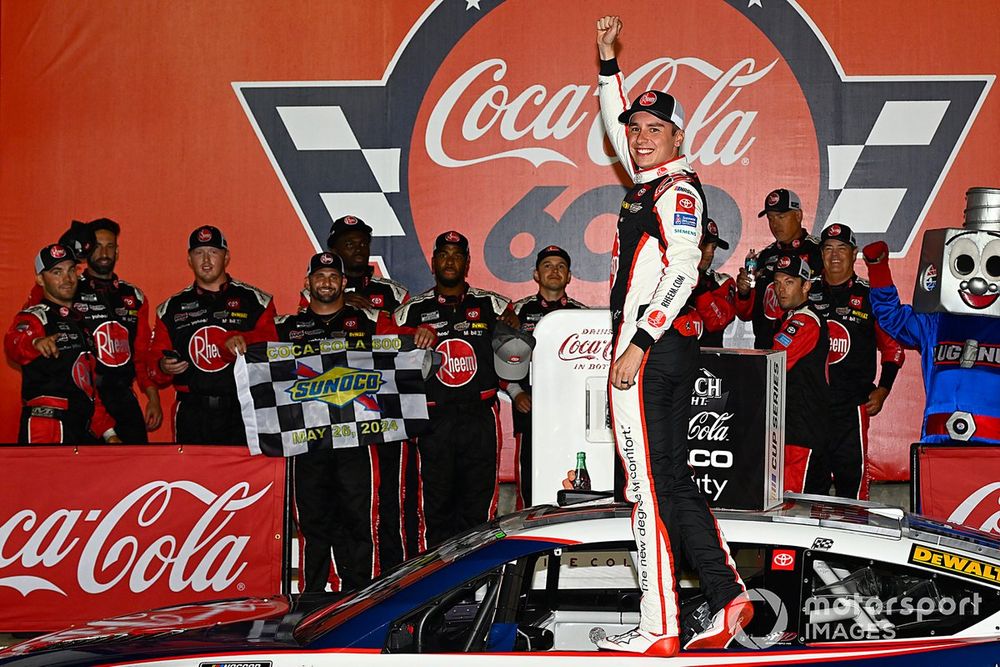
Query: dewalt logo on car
285,364,383,408
909,545,1000,586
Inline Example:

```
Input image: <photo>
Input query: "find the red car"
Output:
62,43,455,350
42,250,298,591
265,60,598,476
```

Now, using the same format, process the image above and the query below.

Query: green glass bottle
573,451,591,491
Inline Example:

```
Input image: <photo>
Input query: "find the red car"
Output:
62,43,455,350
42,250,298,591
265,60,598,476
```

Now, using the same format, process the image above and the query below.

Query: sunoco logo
235,0,988,297
286,363,383,408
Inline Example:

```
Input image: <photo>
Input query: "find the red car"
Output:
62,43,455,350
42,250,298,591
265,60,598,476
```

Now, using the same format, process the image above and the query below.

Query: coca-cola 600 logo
235,0,987,302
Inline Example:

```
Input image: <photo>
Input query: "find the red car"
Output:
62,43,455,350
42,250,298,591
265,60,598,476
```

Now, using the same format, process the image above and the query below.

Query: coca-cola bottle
573,452,592,491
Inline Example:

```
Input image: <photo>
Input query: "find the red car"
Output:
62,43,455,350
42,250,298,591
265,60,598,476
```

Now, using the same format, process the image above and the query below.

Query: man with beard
149,226,277,444
265,252,434,592
71,218,162,443
394,231,519,549
771,255,830,494
596,16,748,655
298,215,410,313
6,244,121,444
508,245,587,508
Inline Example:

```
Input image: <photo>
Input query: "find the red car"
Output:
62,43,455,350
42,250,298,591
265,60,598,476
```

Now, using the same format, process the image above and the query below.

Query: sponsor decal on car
909,544,1000,585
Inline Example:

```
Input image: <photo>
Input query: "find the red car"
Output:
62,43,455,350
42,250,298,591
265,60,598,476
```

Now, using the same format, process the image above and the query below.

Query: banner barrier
0,445,287,632
912,443,1000,535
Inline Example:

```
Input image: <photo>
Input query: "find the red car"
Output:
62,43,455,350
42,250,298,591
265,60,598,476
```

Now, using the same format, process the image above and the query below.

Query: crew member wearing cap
596,15,749,656
736,189,822,349
5,245,120,444
149,226,277,444
298,215,410,313
771,255,830,495
394,230,519,549
508,245,587,509
810,224,904,499
268,252,434,592
689,220,738,348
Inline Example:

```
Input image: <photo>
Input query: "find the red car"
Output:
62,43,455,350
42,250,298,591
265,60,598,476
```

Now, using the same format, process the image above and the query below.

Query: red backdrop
3,1,1000,480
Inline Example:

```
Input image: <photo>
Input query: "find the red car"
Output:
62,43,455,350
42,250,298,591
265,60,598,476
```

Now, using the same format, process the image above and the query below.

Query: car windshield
293,521,510,644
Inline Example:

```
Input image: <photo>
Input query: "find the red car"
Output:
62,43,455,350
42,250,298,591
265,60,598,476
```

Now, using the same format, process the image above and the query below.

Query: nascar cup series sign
234,0,989,298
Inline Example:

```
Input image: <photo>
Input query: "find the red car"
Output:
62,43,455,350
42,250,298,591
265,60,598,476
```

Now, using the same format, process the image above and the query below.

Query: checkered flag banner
234,336,432,456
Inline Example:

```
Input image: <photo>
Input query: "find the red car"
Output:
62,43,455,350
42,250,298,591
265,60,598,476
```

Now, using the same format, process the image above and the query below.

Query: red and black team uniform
809,274,904,499
149,277,277,444
277,305,430,592
72,274,155,443
689,270,737,348
736,232,822,349
298,267,409,313
772,301,831,494
394,285,513,549
600,56,743,641
6,299,116,443
507,293,587,508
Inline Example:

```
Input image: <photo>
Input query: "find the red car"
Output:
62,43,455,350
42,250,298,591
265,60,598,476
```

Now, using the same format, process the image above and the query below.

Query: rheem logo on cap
707,220,719,236
344,215,358,225
777,256,792,269
638,91,657,106
766,191,780,207
320,254,334,264
50,246,66,259
197,228,212,242
445,231,460,242
828,224,842,236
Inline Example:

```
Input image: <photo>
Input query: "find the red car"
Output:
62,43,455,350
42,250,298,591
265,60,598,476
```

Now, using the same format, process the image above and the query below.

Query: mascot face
914,228,1000,316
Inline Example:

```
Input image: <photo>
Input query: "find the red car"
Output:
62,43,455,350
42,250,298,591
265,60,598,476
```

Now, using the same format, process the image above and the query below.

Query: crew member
771,255,830,494
298,215,409,312
508,245,587,508
394,230,518,550
5,244,120,444
736,189,822,348
596,15,749,656
811,224,904,499
74,218,162,443
267,252,434,592
689,220,737,348
149,226,277,444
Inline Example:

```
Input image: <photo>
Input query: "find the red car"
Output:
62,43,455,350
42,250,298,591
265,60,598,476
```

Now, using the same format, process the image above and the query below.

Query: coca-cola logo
187,325,230,372
235,1,986,302
435,338,477,386
826,319,851,365
94,320,132,367
948,482,1000,534
557,330,613,363
0,480,272,597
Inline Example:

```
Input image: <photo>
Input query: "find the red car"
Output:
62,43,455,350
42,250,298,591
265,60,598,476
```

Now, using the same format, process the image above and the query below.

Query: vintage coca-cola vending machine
530,310,785,510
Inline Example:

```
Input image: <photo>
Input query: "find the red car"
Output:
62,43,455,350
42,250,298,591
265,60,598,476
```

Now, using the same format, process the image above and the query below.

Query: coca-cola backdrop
3,1,1000,481
0,446,286,631
914,444,1000,535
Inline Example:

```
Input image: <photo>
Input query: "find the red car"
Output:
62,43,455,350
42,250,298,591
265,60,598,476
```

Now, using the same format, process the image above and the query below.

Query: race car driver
5,244,120,444
596,15,749,656
811,224,904,499
690,220,738,348
264,251,434,592
149,225,277,444
508,245,587,508
394,230,519,550
736,189,822,348
771,255,831,494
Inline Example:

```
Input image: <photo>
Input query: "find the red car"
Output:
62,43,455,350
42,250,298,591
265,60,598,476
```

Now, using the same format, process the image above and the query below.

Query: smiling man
595,14,749,656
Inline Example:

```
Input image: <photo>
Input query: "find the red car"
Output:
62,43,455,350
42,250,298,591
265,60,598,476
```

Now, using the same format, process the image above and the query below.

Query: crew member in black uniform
736,189,822,348
272,251,434,592
771,255,830,494
689,220,737,348
74,218,162,443
508,245,587,508
149,226,277,444
810,224,904,499
298,215,409,313
5,244,121,444
394,230,518,550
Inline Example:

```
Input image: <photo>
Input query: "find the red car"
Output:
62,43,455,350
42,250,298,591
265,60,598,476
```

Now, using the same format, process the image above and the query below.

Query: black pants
417,399,501,550
99,384,148,444
826,402,870,499
174,394,246,445
513,408,531,509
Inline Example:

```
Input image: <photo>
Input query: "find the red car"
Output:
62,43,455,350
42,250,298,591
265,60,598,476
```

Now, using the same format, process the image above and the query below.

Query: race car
2,494,1000,665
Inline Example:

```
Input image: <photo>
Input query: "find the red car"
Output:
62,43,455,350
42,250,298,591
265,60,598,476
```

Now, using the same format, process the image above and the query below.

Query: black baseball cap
434,230,470,255
773,254,812,282
327,215,373,247
188,225,228,251
535,245,571,269
58,220,96,260
758,188,802,217
307,251,345,275
617,90,685,130
35,244,76,274
701,219,730,250
820,223,858,248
